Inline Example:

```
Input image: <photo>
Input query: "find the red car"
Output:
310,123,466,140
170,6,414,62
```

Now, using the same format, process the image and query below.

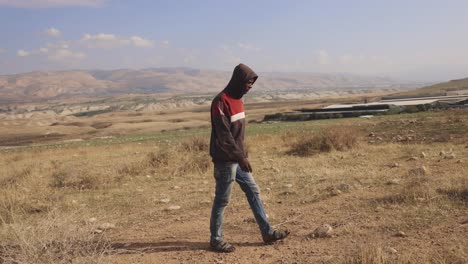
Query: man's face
243,79,255,95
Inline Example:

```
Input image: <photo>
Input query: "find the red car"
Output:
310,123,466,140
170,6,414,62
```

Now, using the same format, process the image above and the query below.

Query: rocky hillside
392,77,468,97
0,68,401,103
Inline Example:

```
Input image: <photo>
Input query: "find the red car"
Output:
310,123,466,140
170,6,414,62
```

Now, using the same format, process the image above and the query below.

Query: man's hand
239,158,253,173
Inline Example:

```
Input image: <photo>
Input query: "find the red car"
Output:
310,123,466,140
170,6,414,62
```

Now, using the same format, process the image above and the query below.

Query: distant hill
391,77,468,97
0,68,402,103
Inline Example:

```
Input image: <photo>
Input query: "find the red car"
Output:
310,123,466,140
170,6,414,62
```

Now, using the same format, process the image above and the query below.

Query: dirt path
105,187,467,263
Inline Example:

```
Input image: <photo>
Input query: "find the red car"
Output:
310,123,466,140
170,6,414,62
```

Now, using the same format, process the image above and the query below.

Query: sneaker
263,229,290,244
210,240,236,253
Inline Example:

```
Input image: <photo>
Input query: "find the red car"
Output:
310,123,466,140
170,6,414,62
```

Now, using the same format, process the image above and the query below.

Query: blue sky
0,0,467,81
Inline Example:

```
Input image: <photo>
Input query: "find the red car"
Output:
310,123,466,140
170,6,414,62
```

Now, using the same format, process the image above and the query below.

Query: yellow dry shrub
0,209,110,264
288,125,360,156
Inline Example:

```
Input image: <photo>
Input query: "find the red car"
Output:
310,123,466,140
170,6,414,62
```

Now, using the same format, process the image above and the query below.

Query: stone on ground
312,224,333,238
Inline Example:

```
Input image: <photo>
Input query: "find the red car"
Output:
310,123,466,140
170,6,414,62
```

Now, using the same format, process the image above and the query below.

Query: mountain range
0,68,404,103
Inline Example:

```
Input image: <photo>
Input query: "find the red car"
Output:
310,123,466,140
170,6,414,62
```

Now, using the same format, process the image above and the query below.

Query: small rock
202,180,208,184
243,217,256,223
272,167,280,173
280,190,298,196
330,189,342,196
337,183,350,191
166,205,181,211
160,198,170,203
420,152,427,159
439,151,446,156
265,187,271,192
444,153,456,159
409,166,428,176
395,231,407,237
172,186,181,190
312,224,333,238
284,184,293,188
93,229,103,234
386,179,400,185
386,247,398,254
389,163,400,168
376,137,383,141
97,223,115,231
407,156,419,161
369,132,376,137
88,217,97,223
456,160,462,163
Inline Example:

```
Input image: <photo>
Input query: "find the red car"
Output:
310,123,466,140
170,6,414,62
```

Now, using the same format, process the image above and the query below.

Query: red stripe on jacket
210,92,246,162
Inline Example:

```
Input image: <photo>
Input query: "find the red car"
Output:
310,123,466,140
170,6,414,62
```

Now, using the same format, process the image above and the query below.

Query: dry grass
345,246,392,264
0,109,467,263
143,137,211,177
287,125,360,156
0,210,110,264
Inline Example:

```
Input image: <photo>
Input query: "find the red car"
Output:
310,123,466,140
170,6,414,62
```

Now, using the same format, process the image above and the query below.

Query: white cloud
0,0,106,8
183,54,197,65
48,49,86,62
316,50,330,65
130,36,154,48
338,53,393,70
81,33,154,49
50,42,69,49
44,42,83,62
45,27,61,37
81,33,130,48
220,45,230,52
217,45,240,66
40,42,71,53
16,41,86,65
17,49,30,57
237,42,261,52
339,54,353,65
161,40,170,48
83,33,117,41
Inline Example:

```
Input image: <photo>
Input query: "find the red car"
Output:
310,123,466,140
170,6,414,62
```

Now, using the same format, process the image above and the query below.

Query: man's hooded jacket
210,63,258,162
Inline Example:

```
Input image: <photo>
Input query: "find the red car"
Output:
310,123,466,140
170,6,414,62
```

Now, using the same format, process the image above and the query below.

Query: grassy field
0,108,467,263
0,92,386,148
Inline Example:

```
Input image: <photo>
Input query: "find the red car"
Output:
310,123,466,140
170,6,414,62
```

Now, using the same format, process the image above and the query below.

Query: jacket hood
224,63,258,99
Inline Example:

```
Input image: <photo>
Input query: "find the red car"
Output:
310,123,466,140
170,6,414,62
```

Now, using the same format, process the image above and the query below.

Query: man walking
209,63,289,253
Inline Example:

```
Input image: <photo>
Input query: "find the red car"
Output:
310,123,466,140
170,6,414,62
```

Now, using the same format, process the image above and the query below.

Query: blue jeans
210,162,273,242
